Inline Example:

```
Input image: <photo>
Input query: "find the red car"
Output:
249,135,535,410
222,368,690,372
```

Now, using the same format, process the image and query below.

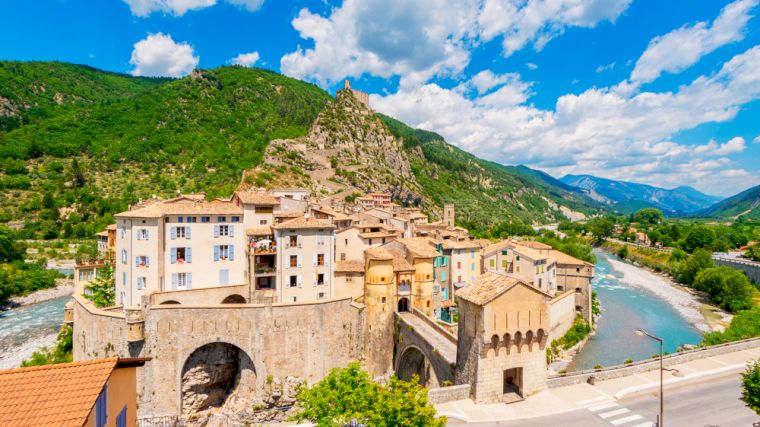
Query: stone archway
396,346,439,387
398,297,410,312
221,294,246,304
181,342,256,419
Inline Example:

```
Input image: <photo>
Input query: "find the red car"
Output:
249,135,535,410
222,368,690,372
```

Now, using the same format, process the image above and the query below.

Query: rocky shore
1,279,74,310
0,331,57,370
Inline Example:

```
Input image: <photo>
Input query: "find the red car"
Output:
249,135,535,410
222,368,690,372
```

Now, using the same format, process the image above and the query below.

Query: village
65,187,595,425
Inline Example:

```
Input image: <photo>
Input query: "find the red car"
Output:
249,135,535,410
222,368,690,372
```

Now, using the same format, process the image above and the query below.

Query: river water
570,250,702,371
0,295,69,368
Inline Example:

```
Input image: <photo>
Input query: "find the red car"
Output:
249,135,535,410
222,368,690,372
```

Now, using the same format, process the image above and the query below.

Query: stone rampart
72,296,365,418
148,283,249,306
427,384,471,404
547,337,760,388
549,290,575,339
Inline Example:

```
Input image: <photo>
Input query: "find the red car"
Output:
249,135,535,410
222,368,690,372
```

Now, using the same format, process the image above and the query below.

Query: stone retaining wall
428,384,471,404
548,337,760,388
412,308,457,345
713,258,760,285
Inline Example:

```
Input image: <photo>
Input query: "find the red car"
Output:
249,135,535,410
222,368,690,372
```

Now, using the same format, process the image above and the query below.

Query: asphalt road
447,373,760,427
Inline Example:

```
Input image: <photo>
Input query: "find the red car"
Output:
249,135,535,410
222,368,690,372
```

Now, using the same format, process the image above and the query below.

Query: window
292,296,298,302
137,229,149,240
317,253,325,266
116,406,127,427
171,247,192,264
502,260,507,269
95,385,108,427
317,273,325,285
346,274,353,283
381,297,386,303
516,266,521,273
289,275,298,287
177,272,189,287
135,256,149,267
538,278,542,288
121,250,127,264
171,273,192,289
219,225,230,236
177,216,184,223
441,271,447,281
217,216,226,222
457,261,461,269
232,216,240,222
318,292,325,299
471,262,475,271
122,272,126,287
501,249,508,256
290,255,298,267
121,226,125,239
289,235,298,247
340,253,346,261
215,245,234,261
260,219,268,225
489,259,495,268
201,216,210,223
576,267,580,273
471,249,475,258
575,287,582,293
172,226,188,239
186,216,197,223
137,277,146,290
219,269,229,285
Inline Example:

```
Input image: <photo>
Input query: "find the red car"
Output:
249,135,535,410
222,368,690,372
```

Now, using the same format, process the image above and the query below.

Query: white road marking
577,395,611,406
610,414,643,425
588,402,618,412
631,422,655,427
599,408,630,419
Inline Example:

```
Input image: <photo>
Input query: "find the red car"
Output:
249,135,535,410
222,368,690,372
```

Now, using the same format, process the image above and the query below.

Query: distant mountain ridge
700,184,760,220
560,174,722,215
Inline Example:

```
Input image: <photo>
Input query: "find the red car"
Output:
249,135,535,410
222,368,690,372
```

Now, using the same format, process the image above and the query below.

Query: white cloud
595,62,616,73
371,45,760,195
129,33,199,77
230,51,260,67
478,0,633,56
753,135,760,143
526,62,538,70
280,0,633,88
121,0,264,16
622,0,758,92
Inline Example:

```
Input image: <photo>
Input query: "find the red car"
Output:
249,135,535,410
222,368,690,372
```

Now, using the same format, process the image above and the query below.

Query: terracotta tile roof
95,230,109,237
274,210,304,218
312,206,350,221
335,260,365,273
440,299,457,308
400,237,440,258
482,240,516,256
115,197,242,218
366,247,394,260
359,231,399,239
520,241,552,250
549,250,593,267
272,217,336,230
387,248,415,272
0,358,118,427
246,226,273,236
106,224,116,231
441,239,481,250
234,191,280,205
456,272,524,306
512,244,549,261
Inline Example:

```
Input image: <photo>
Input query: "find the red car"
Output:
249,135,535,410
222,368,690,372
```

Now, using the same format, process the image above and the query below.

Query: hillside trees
693,267,754,312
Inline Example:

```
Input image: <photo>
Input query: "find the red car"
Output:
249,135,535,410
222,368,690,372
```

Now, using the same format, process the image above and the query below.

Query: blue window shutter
214,225,220,238
186,247,192,263
187,273,192,289
145,229,149,240
122,272,126,286
220,269,229,285
229,245,235,261
170,227,176,240
116,406,127,427
229,225,235,237
171,273,177,290
186,226,191,239
214,245,220,261
136,230,141,241
135,257,139,267
178,216,183,223
171,248,177,264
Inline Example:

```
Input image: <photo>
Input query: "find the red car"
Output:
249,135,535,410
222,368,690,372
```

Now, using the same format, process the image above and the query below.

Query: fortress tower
443,203,455,227
362,247,397,377
341,79,370,107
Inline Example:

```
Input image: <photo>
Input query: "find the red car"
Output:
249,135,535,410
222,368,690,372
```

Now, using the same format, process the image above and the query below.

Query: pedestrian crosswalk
587,401,654,426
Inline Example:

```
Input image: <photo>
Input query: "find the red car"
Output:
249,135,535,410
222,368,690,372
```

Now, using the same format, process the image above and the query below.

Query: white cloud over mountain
129,33,199,77
372,46,760,195
230,51,260,67
122,0,264,16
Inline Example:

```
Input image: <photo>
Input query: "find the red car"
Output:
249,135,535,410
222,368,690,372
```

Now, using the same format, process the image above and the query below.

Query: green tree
675,249,713,285
703,307,760,345
741,360,760,415
21,324,73,366
0,225,25,262
588,218,614,244
84,265,115,307
69,158,86,187
693,267,754,312
634,208,663,225
616,245,628,259
683,225,716,253
291,362,445,427
746,244,760,262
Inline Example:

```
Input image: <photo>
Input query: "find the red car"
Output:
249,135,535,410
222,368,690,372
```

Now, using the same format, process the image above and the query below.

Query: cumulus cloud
595,62,616,73
230,51,260,67
122,0,264,16
371,46,760,195
478,0,633,57
753,135,760,143
281,0,633,88
129,33,199,77
525,62,538,70
620,0,758,93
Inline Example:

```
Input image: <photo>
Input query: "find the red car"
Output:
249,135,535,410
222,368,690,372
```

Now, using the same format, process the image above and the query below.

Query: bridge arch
393,312,456,388
180,342,257,418
396,345,439,387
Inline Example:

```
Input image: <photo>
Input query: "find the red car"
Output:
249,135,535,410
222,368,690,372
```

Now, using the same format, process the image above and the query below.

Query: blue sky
1,0,759,196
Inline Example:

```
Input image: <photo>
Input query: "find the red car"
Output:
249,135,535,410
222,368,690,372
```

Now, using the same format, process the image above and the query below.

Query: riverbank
0,331,57,370
1,279,74,310
605,255,730,333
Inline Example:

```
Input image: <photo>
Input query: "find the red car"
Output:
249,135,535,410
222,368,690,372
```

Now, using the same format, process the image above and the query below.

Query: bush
693,267,754,312
673,249,713,285
741,359,760,415
702,307,760,345
616,245,628,259
21,324,73,366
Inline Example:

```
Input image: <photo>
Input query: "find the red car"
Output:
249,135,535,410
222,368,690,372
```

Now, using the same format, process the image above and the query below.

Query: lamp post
635,329,664,426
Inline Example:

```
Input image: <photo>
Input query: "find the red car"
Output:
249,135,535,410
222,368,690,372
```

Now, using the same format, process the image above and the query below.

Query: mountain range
560,174,723,216
699,184,760,220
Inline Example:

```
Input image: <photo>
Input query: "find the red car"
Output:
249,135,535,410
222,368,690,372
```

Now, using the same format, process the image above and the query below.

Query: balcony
249,240,277,255
254,265,276,276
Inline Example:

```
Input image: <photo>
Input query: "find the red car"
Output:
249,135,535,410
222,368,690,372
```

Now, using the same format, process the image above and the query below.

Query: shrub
741,359,760,415
693,267,754,312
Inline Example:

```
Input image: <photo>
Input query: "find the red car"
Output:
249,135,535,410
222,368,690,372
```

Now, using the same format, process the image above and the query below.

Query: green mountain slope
700,185,760,220
0,61,166,132
0,62,600,239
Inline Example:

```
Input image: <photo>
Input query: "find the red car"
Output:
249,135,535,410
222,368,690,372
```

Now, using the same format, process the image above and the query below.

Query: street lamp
635,329,664,426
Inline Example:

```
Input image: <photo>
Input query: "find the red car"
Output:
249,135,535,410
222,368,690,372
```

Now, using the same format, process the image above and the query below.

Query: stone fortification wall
549,290,576,340
548,337,760,388
148,284,249,305
72,296,365,418
713,258,760,285
427,384,471,404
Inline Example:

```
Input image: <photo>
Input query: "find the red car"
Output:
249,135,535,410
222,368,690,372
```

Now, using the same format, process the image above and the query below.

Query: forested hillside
0,61,600,240
701,184,760,220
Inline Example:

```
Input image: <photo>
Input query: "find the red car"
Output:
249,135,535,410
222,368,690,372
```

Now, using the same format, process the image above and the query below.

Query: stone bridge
394,309,457,388
713,255,760,285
